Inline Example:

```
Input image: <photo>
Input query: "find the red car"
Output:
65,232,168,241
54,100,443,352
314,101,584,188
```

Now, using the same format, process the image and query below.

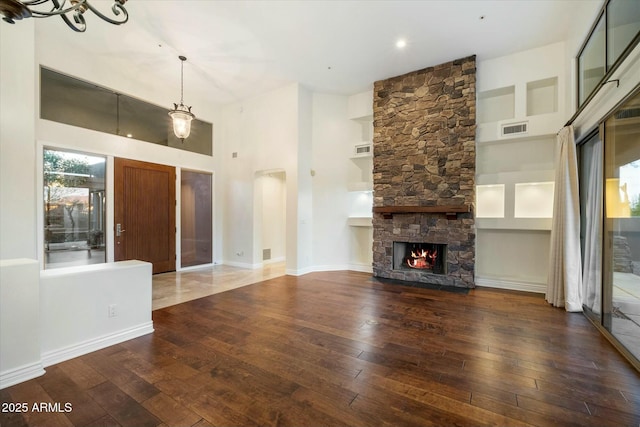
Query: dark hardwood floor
2,271,639,426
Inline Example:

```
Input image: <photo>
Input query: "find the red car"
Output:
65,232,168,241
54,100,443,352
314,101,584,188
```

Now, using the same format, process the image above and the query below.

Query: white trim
348,264,373,273
223,260,263,269
41,322,154,368
263,256,285,265
286,266,315,276
475,277,546,294
0,361,45,390
306,264,350,272
286,264,373,276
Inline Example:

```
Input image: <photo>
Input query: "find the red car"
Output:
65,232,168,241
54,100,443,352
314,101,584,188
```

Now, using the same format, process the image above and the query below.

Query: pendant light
168,55,195,142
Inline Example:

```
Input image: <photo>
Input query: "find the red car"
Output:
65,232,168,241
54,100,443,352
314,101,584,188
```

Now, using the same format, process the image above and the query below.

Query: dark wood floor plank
86,382,161,427
0,388,28,427
57,358,107,391
2,271,639,427
36,365,107,426
4,381,74,427
141,393,202,427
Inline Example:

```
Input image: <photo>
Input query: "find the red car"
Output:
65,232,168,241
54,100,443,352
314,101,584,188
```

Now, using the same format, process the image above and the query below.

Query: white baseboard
41,322,154,368
475,277,546,294
223,260,263,269
348,263,373,273
0,361,45,390
286,266,316,276
286,264,373,276
263,256,285,265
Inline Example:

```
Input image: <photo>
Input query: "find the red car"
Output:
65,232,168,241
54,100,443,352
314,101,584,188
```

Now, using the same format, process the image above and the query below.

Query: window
181,170,213,267
44,148,106,269
40,67,213,156
607,0,640,68
577,0,640,108
579,15,605,106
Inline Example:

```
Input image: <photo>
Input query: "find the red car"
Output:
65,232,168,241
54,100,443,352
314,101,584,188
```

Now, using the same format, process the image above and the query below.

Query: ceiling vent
500,121,528,137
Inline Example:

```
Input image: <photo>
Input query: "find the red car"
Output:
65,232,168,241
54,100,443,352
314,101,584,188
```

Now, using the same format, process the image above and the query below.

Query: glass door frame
578,84,640,372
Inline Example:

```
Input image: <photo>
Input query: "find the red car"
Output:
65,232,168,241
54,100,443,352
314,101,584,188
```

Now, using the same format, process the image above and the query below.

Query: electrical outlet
108,304,117,318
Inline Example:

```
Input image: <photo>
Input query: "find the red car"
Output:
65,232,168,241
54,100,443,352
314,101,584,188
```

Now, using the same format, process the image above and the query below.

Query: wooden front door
114,158,176,274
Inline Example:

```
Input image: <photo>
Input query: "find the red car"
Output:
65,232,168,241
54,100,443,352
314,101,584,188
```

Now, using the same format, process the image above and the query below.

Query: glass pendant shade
169,105,194,140
169,55,195,142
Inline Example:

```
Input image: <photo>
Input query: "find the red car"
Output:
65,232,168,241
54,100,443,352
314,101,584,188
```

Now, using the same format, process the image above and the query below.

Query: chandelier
168,55,195,142
0,0,129,32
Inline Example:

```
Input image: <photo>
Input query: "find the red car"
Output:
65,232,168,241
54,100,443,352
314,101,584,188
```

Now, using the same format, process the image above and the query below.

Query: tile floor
152,262,286,310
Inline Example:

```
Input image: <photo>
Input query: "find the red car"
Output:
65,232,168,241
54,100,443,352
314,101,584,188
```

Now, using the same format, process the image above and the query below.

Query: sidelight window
44,148,106,269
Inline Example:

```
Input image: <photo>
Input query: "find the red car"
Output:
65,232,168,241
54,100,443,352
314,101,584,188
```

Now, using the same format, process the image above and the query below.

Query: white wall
311,94,354,270
476,41,567,141
218,83,306,271
0,259,44,389
1,21,37,260
40,261,153,367
296,86,314,274
259,172,287,263
475,43,568,293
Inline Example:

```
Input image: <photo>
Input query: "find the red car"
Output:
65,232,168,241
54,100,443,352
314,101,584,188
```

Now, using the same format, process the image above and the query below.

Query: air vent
263,248,271,261
353,143,372,157
615,108,640,119
500,122,528,137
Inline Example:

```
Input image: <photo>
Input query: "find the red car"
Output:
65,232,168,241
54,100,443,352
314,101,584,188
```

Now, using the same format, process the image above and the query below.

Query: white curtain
546,125,583,312
581,138,602,313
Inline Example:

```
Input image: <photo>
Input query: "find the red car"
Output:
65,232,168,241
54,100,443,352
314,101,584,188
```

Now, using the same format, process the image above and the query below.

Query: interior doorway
254,170,286,266
114,158,176,274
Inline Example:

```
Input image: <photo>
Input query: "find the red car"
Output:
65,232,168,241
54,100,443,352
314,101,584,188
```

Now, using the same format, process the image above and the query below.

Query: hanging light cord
179,55,186,106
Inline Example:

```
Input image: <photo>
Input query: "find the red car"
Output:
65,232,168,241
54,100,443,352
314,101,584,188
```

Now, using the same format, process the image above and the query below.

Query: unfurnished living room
1,0,640,426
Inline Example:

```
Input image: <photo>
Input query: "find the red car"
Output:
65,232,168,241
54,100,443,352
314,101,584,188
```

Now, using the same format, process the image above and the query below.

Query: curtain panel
547,125,583,312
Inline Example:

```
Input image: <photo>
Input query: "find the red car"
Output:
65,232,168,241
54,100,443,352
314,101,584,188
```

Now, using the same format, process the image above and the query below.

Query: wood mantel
373,205,470,219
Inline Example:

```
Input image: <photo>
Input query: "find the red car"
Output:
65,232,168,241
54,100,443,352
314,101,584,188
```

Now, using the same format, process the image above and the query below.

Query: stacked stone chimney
372,55,476,288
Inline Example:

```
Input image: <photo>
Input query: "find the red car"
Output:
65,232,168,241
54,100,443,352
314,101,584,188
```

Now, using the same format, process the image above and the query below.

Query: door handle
116,223,126,237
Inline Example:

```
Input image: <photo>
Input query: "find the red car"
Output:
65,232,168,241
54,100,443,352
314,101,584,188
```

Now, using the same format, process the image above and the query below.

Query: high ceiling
31,0,603,108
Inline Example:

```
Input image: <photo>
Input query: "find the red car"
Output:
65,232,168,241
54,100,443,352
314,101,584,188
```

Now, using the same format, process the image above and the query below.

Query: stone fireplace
372,55,476,288
393,242,447,274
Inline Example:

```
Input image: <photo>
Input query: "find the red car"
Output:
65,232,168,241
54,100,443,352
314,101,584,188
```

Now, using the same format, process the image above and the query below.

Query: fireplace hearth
393,242,446,274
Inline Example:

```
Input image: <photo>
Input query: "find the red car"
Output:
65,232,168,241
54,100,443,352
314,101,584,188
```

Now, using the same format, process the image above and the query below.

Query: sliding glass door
603,89,640,360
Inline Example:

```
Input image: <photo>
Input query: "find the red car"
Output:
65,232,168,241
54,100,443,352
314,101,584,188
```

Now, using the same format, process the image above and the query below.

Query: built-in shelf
346,91,374,273
527,77,558,116
347,217,373,227
373,205,470,219
514,182,554,218
476,184,505,218
477,85,515,124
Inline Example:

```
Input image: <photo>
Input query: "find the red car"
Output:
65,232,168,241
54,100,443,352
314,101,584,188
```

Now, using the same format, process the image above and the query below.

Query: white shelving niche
475,42,567,293
346,91,374,272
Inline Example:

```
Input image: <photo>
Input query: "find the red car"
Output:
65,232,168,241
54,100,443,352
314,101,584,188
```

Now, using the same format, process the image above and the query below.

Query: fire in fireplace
406,247,438,269
393,242,447,275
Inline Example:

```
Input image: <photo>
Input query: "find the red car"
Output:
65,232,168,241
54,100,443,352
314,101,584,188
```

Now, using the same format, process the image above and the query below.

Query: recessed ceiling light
396,39,407,49
126,133,133,138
